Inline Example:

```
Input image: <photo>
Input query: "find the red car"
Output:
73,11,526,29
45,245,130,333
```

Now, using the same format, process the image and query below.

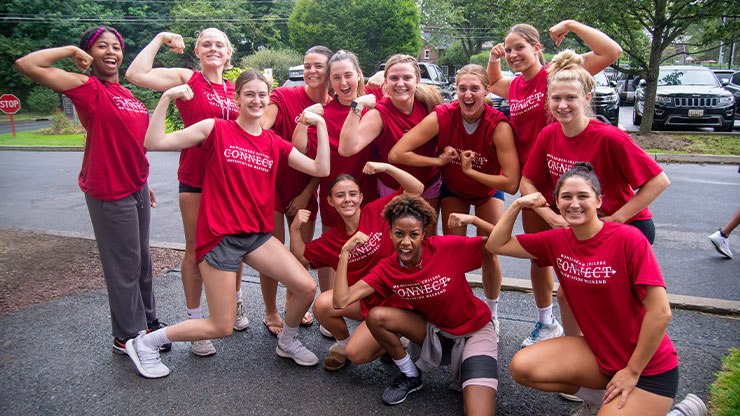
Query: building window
424,49,430,60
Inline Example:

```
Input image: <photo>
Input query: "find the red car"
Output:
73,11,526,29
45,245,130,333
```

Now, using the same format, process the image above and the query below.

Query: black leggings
627,218,655,244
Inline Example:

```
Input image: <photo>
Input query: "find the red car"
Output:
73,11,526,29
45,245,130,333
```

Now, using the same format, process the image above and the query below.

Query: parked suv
283,65,305,87
592,71,620,126
633,65,735,131
378,61,452,101
485,70,514,117
724,71,740,119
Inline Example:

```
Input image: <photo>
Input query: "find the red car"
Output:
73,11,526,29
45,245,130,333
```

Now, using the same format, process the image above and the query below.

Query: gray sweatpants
85,184,157,340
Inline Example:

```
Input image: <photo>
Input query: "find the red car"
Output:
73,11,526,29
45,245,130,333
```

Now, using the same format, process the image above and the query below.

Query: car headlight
719,96,734,105
604,92,618,104
655,95,672,104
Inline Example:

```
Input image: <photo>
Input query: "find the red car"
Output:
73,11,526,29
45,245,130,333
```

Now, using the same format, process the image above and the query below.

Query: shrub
240,48,302,85
39,112,86,135
26,86,60,114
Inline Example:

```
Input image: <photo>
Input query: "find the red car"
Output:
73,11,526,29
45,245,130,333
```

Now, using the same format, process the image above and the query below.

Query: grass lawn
0,130,84,146
642,133,740,155
710,348,740,416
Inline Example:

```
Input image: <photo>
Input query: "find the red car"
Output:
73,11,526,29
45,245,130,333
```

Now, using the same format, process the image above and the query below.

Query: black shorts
633,366,679,398
626,218,655,245
440,182,505,203
179,181,203,193
199,232,272,271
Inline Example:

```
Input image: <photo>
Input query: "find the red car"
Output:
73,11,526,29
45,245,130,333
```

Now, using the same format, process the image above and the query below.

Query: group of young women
15,18,679,415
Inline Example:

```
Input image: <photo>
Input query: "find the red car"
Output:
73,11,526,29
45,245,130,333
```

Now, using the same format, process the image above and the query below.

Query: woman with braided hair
332,194,498,413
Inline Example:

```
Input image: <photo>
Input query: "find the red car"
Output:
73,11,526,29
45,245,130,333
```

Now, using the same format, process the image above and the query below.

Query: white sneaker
191,339,216,357
276,337,319,366
125,333,170,378
708,230,733,259
559,392,583,402
570,401,599,416
492,318,500,337
234,301,249,331
319,324,334,339
670,393,708,416
521,320,564,348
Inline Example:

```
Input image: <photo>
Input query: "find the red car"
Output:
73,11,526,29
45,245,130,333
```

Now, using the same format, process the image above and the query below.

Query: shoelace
280,339,305,355
528,322,543,340
138,342,162,367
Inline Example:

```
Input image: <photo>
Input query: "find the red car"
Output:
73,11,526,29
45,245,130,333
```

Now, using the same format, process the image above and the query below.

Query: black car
722,71,740,120
633,66,735,131
592,71,620,126
485,70,514,118
378,61,452,101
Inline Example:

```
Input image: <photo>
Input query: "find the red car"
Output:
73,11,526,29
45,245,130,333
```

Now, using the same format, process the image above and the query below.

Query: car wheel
715,121,734,132
632,108,642,125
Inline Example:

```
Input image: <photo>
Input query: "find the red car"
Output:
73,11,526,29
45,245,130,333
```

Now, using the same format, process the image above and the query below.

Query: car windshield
657,69,719,87
594,71,610,87
714,72,733,83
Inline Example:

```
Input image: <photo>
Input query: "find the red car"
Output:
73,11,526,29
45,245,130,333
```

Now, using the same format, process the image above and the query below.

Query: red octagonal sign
0,94,21,115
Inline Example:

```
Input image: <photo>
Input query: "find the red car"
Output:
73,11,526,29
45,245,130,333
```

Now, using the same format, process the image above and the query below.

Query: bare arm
333,233,377,309
261,102,280,129
338,94,381,156
287,111,330,177
15,46,91,92
389,112,455,167
520,176,570,229
603,173,670,224
125,32,192,91
604,285,672,408
486,43,512,98
144,85,214,150
285,177,321,217
362,162,424,196
487,193,547,259
289,209,312,267
459,122,520,194
549,20,622,75
448,213,495,237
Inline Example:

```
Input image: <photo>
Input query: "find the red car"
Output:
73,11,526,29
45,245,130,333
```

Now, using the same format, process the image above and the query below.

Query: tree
289,0,421,73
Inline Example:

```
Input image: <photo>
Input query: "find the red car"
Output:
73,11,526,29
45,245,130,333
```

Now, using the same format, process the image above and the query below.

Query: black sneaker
147,320,172,352
113,337,129,355
381,373,423,405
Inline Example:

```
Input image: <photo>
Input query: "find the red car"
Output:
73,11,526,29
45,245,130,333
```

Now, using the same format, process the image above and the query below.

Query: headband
87,27,124,50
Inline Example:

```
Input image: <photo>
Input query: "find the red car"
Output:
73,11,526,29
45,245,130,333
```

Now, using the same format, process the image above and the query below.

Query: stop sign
0,94,21,115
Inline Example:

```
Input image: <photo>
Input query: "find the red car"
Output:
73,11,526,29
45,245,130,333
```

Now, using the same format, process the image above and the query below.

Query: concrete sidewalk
1,265,736,415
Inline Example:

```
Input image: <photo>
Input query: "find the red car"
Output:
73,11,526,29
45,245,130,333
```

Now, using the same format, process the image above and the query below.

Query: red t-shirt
176,71,240,188
304,190,410,317
196,120,293,260
363,235,491,335
516,222,678,376
508,65,552,167
435,101,511,205
63,76,149,200
374,97,439,190
365,85,385,101
522,119,663,222
312,99,377,228
269,85,321,216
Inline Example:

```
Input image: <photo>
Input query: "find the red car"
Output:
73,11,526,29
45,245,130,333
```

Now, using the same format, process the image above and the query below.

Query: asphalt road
618,104,740,132
0,150,738,301
0,118,51,135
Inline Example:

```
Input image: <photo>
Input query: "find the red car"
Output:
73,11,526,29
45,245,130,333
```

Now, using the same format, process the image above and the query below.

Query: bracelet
489,56,501,63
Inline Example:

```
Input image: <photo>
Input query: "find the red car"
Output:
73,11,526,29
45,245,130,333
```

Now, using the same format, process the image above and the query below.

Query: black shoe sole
160,343,172,352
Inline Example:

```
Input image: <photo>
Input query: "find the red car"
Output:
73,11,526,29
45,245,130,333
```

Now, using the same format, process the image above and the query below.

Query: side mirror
721,79,729,86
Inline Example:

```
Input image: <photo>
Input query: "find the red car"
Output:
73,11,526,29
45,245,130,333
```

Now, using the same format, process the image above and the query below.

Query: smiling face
385,62,419,104
390,215,424,267
556,176,602,227
548,79,591,127
195,31,232,70
303,52,329,90
234,78,269,119
328,179,363,218
504,32,541,74
88,31,122,80
330,59,361,105
456,73,486,121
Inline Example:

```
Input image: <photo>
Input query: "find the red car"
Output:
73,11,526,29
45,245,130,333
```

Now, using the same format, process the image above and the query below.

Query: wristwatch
350,100,363,115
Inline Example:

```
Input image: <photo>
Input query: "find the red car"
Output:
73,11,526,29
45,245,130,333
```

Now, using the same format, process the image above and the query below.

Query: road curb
9,227,739,316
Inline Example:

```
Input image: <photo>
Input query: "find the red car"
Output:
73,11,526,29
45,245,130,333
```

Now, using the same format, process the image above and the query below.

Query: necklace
201,72,229,120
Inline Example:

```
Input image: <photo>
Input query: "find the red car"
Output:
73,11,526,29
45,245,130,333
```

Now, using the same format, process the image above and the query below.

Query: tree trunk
639,0,667,135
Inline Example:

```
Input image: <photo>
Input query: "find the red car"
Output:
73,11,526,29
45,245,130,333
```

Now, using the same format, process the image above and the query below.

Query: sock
537,306,555,325
336,337,349,348
720,229,729,238
279,324,299,346
393,353,420,378
574,387,605,404
485,296,499,320
142,328,170,349
236,289,242,303
186,307,201,320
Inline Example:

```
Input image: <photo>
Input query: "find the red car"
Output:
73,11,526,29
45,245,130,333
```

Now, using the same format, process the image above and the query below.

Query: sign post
0,94,21,137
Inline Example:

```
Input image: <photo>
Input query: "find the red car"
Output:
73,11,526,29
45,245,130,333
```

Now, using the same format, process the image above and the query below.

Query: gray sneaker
191,339,216,357
125,332,170,378
708,230,733,259
521,320,564,347
234,301,249,331
670,393,708,416
276,337,319,366
570,401,599,416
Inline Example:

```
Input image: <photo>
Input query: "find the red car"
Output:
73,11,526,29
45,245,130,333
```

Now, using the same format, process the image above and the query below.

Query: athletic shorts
626,218,656,245
440,181,504,206
633,366,678,398
178,181,202,193
377,175,443,199
199,232,272,272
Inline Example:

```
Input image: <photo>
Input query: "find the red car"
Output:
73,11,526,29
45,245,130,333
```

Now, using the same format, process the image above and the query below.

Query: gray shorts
199,232,272,272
